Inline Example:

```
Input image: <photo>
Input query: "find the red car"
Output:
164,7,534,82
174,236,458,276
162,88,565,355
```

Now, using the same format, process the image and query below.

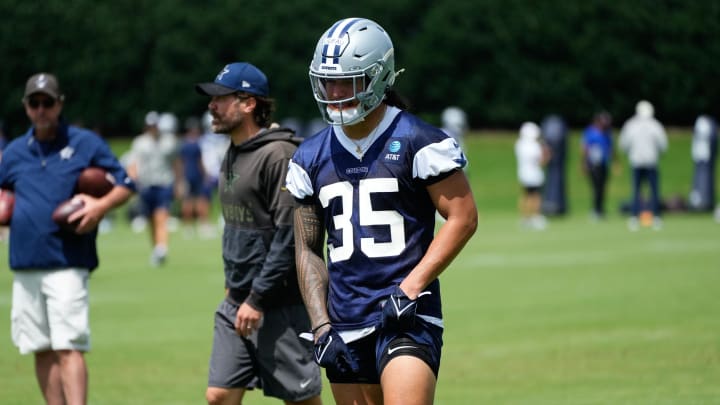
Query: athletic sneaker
150,246,167,267
531,215,547,230
627,216,640,232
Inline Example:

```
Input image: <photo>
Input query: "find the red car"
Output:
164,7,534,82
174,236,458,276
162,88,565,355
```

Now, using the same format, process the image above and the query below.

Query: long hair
384,89,410,111
239,93,275,128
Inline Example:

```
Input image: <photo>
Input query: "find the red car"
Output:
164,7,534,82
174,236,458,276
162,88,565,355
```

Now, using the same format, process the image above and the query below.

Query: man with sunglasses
0,72,135,405
196,62,322,405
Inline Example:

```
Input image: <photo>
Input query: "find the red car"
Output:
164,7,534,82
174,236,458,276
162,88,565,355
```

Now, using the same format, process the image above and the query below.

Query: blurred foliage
1,0,718,137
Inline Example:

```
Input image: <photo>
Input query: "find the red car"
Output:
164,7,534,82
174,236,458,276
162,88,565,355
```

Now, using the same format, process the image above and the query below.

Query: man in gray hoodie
196,62,322,405
619,100,668,230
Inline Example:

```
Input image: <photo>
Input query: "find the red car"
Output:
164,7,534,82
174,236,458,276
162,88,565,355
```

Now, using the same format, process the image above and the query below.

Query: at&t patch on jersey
383,139,405,163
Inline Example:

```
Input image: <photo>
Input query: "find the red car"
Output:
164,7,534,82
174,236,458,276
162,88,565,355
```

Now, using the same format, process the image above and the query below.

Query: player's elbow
463,207,479,239
449,203,478,242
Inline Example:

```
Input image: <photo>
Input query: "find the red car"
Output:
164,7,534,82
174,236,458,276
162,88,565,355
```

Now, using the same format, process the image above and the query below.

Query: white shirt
515,135,544,187
129,131,179,186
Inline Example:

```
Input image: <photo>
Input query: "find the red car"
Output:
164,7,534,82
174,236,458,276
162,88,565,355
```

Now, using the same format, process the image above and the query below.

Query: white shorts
11,268,90,354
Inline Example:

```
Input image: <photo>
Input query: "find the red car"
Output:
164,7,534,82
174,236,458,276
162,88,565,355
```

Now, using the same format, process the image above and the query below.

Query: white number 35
318,178,405,263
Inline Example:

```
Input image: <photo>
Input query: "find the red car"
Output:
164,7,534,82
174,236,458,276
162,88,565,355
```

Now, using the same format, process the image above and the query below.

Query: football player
286,17,478,405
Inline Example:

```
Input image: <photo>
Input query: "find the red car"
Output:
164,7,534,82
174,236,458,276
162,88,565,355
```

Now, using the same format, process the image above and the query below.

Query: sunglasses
27,98,56,109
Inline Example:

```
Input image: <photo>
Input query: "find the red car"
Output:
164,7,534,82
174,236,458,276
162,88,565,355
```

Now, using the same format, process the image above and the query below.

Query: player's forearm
294,205,331,328
298,252,330,328
401,202,477,298
97,186,133,215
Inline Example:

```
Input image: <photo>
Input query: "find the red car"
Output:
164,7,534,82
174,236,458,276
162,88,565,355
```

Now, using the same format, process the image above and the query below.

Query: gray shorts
207,299,322,401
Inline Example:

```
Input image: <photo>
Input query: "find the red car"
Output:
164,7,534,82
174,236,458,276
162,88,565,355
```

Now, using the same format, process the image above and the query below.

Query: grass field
0,130,718,404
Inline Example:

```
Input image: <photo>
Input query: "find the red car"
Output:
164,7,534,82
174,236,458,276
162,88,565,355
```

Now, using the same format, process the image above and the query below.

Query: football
52,198,85,232
77,167,115,198
0,189,14,225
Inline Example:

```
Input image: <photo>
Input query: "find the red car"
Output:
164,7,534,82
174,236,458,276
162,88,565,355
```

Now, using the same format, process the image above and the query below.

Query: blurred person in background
619,100,668,231
0,72,134,405
515,121,550,230
178,115,213,238
581,111,614,220
689,115,717,212
196,62,322,405
286,17,477,405
440,106,469,168
126,111,182,265
199,110,230,229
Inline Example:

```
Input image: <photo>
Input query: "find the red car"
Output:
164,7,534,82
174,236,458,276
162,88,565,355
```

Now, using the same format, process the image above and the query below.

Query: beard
211,111,244,134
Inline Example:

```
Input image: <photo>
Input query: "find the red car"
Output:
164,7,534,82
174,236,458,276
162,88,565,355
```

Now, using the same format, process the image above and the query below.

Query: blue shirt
180,138,204,185
286,108,466,330
0,123,134,271
582,125,613,167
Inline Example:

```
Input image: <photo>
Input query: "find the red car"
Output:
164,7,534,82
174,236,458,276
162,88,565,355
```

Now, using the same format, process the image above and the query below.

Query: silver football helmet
309,18,398,125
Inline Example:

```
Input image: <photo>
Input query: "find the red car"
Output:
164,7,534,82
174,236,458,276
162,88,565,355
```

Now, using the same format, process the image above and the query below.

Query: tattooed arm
293,203,331,338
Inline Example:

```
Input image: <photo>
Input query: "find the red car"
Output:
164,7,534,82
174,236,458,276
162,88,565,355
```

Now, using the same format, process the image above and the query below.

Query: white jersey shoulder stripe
413,137,465,180
286,160,313,199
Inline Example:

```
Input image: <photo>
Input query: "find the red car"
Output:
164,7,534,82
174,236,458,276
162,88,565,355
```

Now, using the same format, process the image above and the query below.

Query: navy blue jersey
0,123,134,271
286,107,466,331
180,138,204,191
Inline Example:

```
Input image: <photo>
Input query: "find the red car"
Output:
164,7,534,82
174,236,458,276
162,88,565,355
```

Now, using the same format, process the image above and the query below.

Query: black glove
381,286,423,331
314,328,360,373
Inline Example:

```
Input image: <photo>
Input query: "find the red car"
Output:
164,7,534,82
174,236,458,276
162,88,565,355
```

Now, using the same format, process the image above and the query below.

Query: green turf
0,130,718,404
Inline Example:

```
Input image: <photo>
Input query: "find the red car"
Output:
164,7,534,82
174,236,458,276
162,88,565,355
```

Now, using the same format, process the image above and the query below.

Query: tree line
1,0,718,137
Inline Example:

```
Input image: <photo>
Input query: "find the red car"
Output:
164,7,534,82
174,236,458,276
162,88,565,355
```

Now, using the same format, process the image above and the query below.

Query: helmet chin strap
327,106,364,126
